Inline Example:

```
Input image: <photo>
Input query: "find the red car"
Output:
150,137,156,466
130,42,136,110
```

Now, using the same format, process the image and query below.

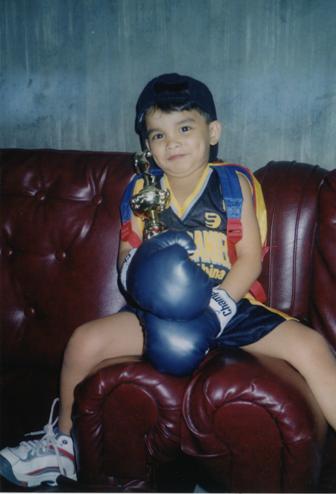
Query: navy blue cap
135,73,217,136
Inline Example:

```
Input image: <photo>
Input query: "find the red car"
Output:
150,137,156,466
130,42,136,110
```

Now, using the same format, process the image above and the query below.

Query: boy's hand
120,230,212,320
209,287,237,336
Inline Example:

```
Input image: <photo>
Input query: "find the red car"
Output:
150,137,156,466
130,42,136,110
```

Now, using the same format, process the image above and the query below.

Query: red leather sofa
1,148,335,492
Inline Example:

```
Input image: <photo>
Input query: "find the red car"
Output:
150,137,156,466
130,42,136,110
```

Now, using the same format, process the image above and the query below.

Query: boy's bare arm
218,174,263,302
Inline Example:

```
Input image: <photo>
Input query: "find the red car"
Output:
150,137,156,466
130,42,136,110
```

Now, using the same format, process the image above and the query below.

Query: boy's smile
145,109,221,181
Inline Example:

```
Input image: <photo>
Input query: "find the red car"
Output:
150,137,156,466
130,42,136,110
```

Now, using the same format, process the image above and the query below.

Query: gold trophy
130,150,170,239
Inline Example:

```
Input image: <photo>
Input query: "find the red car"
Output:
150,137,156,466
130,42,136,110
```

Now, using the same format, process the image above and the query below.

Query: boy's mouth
167,153,186,161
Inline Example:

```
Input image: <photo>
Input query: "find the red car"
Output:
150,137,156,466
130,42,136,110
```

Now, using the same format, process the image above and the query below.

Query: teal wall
1,0,335,170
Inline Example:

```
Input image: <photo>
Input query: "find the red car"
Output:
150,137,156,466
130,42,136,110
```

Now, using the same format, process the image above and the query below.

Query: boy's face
145,108,221,179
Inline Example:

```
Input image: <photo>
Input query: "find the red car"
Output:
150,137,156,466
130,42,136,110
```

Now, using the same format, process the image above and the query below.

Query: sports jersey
131,164,247,285
159,166,230,285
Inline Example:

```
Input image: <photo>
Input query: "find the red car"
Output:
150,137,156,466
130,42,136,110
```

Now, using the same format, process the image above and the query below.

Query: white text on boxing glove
209,287,237,337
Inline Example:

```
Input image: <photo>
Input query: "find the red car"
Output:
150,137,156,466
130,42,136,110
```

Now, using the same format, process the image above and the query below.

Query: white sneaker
0,398,77,487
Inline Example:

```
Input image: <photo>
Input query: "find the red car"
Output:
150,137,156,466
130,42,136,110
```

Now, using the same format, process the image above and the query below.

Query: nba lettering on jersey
188,211,231,283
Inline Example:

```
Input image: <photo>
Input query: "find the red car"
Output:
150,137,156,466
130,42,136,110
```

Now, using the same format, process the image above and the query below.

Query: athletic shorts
120,296,292,348
212,296,291,348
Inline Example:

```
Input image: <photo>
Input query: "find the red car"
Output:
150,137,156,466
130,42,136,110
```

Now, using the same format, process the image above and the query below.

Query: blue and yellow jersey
131,164,234,285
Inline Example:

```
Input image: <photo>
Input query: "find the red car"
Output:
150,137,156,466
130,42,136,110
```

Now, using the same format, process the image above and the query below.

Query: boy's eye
180,125,192,133
150,132,164,141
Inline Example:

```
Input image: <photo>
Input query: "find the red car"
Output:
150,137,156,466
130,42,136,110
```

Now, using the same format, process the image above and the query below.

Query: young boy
1,73,336,488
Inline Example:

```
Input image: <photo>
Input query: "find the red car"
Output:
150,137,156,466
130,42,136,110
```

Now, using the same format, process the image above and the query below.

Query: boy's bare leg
58,312,144,434
242,320,336,430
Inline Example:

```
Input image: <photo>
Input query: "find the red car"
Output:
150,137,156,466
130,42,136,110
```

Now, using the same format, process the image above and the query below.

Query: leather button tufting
55,251,67,261
93,195,103,206
2,247,13,257
25,307,36,317
35,191,46,201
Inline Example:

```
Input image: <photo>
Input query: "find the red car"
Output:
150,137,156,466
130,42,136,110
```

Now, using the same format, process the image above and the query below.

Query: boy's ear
209,120,221,145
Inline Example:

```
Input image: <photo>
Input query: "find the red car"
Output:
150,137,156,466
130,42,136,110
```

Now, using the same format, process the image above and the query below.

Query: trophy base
143,223,166,240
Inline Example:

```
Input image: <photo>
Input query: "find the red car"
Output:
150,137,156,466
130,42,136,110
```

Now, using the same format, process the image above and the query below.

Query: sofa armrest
181,349,326,493
255,161,328,320
311,169,336,349
73,359,189,490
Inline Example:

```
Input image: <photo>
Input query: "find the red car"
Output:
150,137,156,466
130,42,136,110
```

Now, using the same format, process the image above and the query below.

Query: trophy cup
130,150,170,239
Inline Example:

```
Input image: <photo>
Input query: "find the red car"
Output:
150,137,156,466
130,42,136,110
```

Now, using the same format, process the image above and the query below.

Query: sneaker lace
19,398,68,476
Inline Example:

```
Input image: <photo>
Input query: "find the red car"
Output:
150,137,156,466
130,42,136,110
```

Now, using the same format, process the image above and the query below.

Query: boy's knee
294,325,329,363
304,326,326,348
64,322,95,362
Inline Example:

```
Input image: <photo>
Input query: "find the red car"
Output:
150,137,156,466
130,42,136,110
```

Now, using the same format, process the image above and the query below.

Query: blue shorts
213,297,290,348
120,297,291,348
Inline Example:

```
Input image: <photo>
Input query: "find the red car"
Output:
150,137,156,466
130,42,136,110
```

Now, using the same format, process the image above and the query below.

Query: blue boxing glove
120,230,212,320
143,308,220,376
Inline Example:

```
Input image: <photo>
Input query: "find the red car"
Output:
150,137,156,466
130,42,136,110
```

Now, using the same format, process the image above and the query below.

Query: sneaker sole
0,456,28,487
0,456,59,488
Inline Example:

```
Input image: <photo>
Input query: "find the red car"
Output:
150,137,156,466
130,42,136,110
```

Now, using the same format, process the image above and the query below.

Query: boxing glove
143,308,220,376
121,230,212,320
209,287,237,336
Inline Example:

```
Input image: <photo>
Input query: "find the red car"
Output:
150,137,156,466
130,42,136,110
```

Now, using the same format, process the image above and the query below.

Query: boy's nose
166,135,181,150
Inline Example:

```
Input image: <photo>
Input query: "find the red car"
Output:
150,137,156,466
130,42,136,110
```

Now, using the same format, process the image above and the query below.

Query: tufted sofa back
1,151,335,375
1,149,133,370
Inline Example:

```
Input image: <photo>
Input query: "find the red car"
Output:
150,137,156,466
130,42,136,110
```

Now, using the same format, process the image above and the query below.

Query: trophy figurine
130,150,170,239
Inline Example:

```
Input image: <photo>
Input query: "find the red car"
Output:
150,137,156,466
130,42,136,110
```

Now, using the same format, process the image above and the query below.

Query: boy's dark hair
135,73,218,161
